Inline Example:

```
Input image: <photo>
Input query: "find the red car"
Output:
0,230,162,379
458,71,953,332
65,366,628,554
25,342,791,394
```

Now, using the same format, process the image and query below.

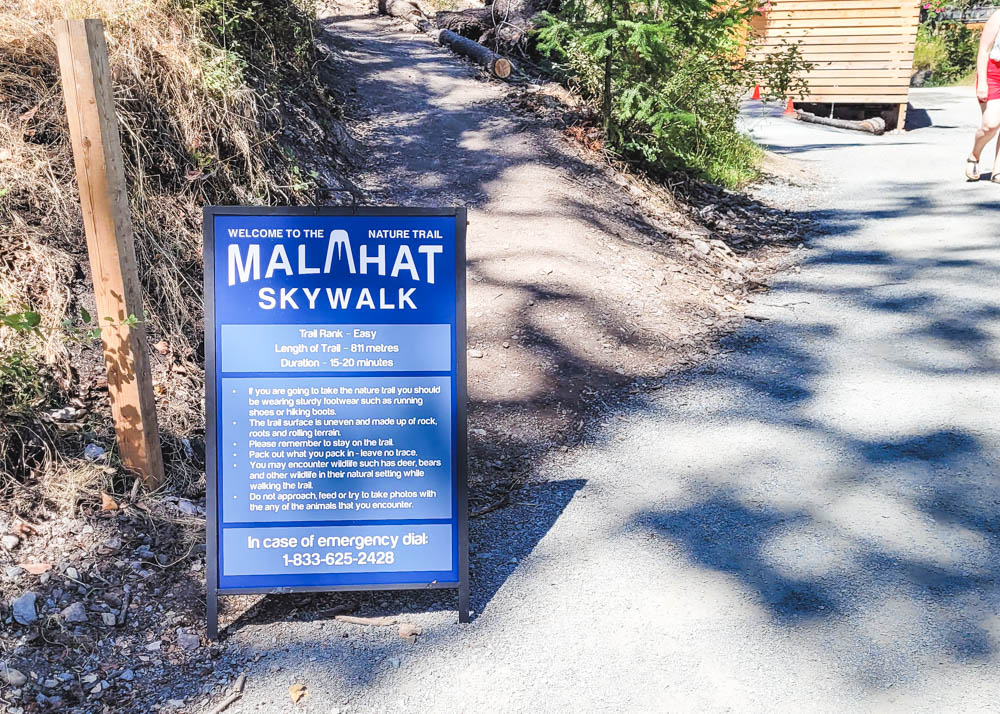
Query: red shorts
979,59,1000,102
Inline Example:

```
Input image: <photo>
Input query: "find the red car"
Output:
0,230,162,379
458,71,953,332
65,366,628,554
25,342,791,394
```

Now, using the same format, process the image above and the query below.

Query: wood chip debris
289,683,307,703
209,673,247,714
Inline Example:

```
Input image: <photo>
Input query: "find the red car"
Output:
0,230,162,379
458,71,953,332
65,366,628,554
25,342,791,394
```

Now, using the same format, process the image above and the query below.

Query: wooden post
54,19,164,489
896,102,909,133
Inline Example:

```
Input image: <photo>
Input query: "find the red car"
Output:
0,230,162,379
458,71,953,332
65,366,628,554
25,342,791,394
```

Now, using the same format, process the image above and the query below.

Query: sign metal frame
203,205,469,639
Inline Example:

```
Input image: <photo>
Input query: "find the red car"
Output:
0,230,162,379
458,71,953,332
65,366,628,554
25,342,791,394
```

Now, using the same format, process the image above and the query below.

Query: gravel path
202,50,1000,714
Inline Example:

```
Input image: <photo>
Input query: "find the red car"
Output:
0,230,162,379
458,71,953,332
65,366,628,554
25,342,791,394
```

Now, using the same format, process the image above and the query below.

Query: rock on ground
12,591,37,626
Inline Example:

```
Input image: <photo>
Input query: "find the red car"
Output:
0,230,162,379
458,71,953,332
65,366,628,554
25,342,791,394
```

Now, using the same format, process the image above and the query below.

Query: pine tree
535,0,811,185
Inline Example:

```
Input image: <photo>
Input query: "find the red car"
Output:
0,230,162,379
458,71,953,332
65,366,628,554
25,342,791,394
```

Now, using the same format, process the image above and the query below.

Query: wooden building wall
751,0,920,119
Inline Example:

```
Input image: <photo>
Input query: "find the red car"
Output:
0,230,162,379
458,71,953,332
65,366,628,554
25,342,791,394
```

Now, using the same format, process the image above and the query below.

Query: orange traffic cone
751,85,761,100
783,97,796,115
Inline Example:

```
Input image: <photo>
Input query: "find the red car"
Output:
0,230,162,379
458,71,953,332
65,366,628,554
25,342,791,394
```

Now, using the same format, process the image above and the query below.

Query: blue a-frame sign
203,206,469,638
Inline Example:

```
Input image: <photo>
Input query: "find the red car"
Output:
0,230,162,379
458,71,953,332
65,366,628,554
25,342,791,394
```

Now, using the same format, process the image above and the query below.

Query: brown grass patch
0,0,357,507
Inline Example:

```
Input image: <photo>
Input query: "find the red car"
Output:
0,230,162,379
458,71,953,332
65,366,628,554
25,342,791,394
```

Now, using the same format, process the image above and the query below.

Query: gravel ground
197,76,1000,714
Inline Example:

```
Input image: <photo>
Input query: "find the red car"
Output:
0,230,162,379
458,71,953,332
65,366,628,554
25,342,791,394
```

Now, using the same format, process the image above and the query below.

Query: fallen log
795,110,885,136
376,0,515,79
436,0,556,51
431,29,512,79
380,0,432,28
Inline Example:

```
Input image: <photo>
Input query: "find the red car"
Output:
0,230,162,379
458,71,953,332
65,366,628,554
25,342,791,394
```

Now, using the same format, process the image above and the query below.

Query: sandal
967,157,981,181
992,172,1000,184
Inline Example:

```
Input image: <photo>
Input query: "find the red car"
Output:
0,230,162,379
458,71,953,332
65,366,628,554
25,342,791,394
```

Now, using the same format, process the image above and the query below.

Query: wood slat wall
750,0,920,106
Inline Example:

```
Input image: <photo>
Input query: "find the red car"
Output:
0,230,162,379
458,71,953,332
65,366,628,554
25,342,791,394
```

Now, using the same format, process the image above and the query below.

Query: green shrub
914,23,947,73
917,20,979,85
535,0,810,187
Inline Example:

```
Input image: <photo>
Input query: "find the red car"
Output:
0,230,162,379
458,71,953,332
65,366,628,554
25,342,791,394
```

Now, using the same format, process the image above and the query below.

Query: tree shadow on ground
617,183,1000,687
169,16,998,714
224,478,586,632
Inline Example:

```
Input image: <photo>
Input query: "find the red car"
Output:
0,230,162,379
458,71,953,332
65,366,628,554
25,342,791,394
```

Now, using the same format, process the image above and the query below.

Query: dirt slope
321,0,806,504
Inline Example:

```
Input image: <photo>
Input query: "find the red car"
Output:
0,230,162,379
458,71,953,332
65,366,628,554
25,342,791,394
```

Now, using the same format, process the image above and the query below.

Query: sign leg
458,580,471,623
207,590,219,640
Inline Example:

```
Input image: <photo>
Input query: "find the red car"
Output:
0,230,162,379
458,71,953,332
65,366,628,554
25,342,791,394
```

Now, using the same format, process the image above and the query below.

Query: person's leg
992,104,1000,178
971,99,1000,163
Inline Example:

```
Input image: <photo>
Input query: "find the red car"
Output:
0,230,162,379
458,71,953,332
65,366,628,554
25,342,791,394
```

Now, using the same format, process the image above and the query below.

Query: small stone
167,699,186,708
102,612,117,627
693,238,711,255
102,537,122,553
387,657,400,669
502,341,510,349
144,640,161,652
39,572,51,585
177,630,201,650
83,443,106,461
65,567,80,581
468,349,484,358
61,602,88,623
90,683,102,695
12,591,38,625
176,500,198,516
119,669,135,682
4,566,23,582
1,534,19,551
1,667,27,687
82,674,99,684
43,679,58,688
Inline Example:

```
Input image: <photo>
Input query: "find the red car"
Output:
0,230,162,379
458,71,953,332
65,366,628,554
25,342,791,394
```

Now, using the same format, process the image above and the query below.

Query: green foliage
0,348,53,420
184,0,319,89
916,19,979,86
1,311,41,332
59,308,141,341
535,0,811,186
0,311,54,421
914,23,948,73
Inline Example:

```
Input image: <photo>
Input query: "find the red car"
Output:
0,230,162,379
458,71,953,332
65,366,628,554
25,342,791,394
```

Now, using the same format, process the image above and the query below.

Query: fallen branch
316,603,356,618
431,29,512,79
209,673,247,714
795,110,886,136
470,491,510,518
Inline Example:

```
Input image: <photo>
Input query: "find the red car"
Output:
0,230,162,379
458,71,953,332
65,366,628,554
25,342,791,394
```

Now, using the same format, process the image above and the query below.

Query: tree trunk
436,0,559,50
602,0,613,128
433,29,513,78
795,110,886,135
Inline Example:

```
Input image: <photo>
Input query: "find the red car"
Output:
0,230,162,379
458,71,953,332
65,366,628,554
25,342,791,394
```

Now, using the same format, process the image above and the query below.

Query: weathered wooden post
54,19,164,489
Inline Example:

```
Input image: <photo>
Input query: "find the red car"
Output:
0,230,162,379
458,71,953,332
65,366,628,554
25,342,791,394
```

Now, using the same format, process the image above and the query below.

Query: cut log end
491,57,512,79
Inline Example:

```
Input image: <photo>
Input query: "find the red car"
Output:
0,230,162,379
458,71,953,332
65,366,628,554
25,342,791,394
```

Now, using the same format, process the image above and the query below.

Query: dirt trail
190,5,807,713
317,0,788,499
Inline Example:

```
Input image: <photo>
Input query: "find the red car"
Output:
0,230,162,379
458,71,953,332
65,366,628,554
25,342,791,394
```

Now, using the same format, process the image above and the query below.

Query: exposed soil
321,0,809,509
0,2,813,712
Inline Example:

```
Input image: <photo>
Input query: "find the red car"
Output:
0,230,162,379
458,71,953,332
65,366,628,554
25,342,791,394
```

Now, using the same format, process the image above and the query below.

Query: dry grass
0,0,351,510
